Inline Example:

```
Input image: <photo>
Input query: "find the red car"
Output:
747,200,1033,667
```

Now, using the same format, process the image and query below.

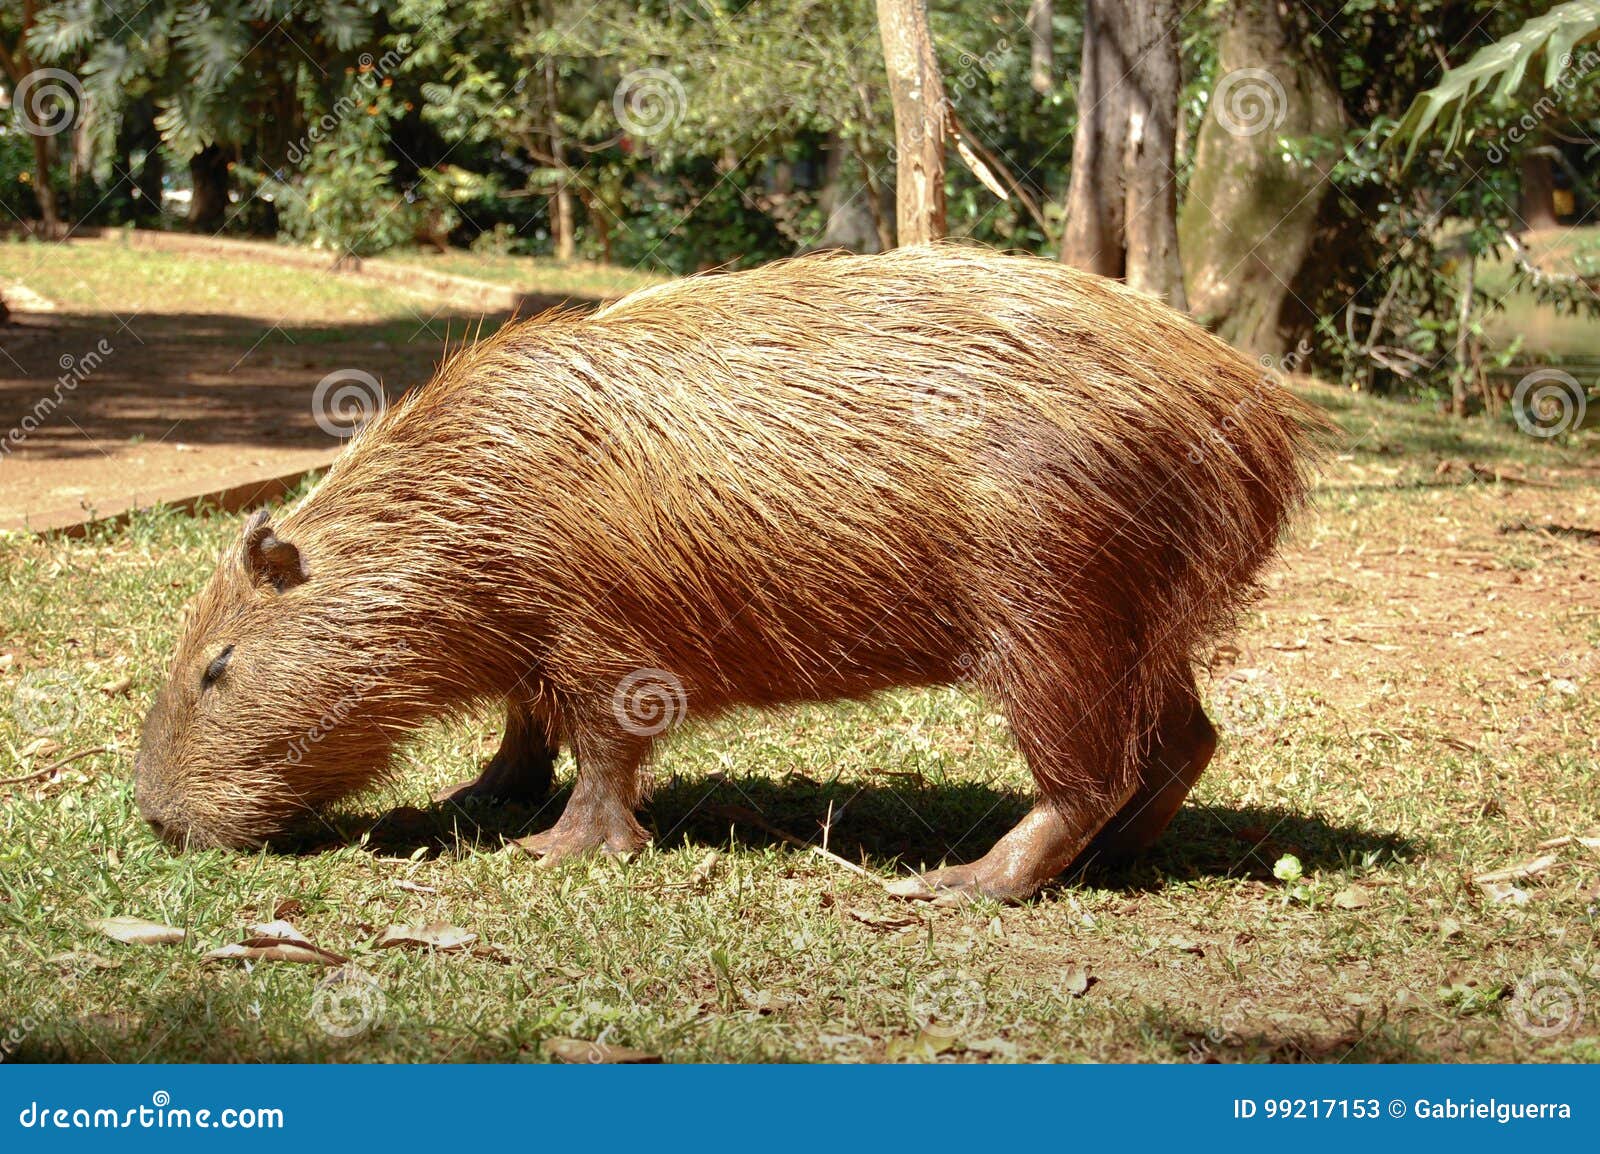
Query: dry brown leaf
273,899,306,920
1479,881,1531,906
92,916,185,947
846,907,922,931
203,920,348,966
1062,964,1092,997
542,1037,661,1064
1332,886,1371,909
1472,854,1559,885
45,951,121,971
374,922,477,952
98,676,133,697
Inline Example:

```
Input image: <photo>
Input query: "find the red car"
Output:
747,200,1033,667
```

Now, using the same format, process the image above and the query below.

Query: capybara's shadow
320,773,1420,891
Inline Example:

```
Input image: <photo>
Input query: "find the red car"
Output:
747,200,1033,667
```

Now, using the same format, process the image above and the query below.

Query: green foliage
1392,0,1600,163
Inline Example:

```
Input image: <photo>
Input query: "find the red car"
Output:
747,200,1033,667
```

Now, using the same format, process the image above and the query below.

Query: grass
379,250,669,300
1,380,1596,1064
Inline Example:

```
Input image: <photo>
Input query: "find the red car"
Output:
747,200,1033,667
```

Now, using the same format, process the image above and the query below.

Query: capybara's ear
242,508,310,593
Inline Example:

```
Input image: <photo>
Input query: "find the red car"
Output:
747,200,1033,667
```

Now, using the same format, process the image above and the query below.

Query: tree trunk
28,131,61,238
187,144,232,232
1120,0,1186,308
876,0,947,245
1177,0,1344,357
545,54,576,261
1060,0,1185,306
1518,148,1560,232
1028,0,1054,95
0,3,62,238
1059,0,1129,277
1451,253,1475,418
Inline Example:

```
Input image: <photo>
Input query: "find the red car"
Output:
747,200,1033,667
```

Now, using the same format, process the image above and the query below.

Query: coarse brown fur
135,244,1326,898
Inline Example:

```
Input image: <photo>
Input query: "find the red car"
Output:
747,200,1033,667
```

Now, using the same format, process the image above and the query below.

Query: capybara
134,245,1323,900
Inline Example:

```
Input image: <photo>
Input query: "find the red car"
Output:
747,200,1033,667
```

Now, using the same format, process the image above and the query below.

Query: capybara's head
135,508,402,849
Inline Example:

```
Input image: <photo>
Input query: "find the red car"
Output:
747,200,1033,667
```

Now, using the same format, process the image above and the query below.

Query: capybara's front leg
514,728,651,865
433,700,558,805
1082,674,1217,862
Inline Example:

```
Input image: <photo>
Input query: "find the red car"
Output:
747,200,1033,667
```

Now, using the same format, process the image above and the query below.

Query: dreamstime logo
612,68,687,139
1512,368,1587,438
611,668,687,736
11,68,84,137
310,967,387,1039
284,41,411,165
1211,68,1287,138
910,970,987,1033
1486,49,1600,164
11,668,84,736
1209,668,1286,738
1508,968,1585,1039
311,369,385,439
1,337,115,460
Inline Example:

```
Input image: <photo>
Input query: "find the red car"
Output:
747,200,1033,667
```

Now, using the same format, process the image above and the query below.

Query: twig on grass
708,803,881,883
1,747,111,788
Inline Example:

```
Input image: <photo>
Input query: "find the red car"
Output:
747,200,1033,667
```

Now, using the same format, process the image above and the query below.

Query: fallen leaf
846,908,922,931
1438,917,1464,941
1332,886,1371,909
203,921,348,966
1472,854,1559,885
374,922,477,952
92,916,185,947
965,1036,1019,1060
470,942,513,964
1062,964,1092,997
542,1037,660,1064
98,676,133,697
273,899,306,920
392,880,436,895
887,1027,961,1061
1478,881,1531,906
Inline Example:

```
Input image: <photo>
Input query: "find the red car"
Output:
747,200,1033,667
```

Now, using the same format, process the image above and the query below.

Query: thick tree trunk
1059,0,1186,306
1059,0,1129,277
1518,148,1560,232
876,0,947,245
545,55,576,261
1121,0,1186,308
28,131,61,237
1028,0,1054,95
187,144,232,232
1177,0,1344,357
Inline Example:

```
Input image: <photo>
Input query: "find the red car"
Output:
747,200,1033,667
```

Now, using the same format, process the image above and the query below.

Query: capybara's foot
514,808,650,866
1083,682,1217,863
887,862,1039,904
434,703,558,806
888,802,1117,904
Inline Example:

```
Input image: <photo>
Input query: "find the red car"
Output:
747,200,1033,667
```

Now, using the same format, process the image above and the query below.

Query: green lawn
2,379,1596,1064
381,250,669,300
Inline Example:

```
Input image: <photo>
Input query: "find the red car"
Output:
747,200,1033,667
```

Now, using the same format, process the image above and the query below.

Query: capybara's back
135,245,1324,899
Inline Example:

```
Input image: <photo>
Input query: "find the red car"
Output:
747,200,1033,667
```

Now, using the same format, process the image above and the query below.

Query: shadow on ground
310,773,1421,892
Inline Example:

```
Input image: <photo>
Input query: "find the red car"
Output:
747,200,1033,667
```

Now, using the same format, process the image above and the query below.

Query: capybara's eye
201,645,235,690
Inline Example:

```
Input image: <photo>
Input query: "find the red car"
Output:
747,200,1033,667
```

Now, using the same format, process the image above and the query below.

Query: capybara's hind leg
892,659,1140,902
1083,674,1216,862
433,700,558,805
514,727,651,865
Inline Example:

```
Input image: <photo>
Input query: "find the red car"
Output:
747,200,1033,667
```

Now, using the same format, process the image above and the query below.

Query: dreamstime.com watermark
282,643,411,766
309,966,387,1039
612,68,687,139
1211,68,1288,138
10,667,86,737
611,667,688,736
9,67,84,137
1186,338,1312,464
1486,49,1600,165
284,41,412,165
311,368,386,439
1,338,116,460
16,1092,284,1130
1511,368,1588,438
